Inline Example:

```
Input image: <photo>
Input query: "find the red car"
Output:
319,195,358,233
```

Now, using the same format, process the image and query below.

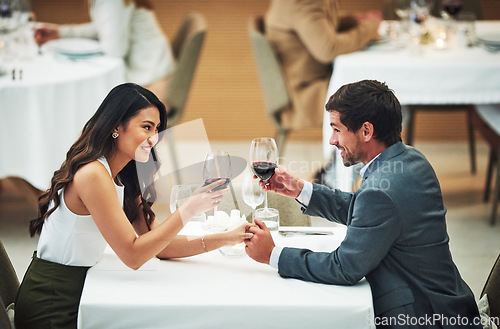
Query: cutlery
279,230,334,237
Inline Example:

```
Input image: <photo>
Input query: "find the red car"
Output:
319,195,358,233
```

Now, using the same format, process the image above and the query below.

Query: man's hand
258,165,304,199
244,219,275,264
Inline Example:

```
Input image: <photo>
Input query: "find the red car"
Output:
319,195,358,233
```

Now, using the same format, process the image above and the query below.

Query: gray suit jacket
278,142,481,328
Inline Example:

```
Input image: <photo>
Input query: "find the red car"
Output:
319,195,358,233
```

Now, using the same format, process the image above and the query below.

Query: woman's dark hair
29,83,167,236
325,79,402,146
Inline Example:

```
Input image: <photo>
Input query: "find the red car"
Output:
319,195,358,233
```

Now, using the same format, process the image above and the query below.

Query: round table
0,53,125,189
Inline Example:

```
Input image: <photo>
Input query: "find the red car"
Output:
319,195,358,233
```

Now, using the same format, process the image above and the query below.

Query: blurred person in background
265,0,382,131
33,0,175,108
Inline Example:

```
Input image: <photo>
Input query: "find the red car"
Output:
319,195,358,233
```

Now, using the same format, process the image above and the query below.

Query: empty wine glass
170,184,206,221
242,171,264,221
249,137,278,216
202,150,232,215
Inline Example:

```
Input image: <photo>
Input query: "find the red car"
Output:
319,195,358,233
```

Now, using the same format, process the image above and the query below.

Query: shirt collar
359,153,381,178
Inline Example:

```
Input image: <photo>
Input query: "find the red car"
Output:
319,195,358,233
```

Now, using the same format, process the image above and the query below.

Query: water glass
254,207,279,231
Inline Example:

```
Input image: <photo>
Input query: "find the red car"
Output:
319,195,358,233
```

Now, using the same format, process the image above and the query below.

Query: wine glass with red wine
249,138,278,216
202,151,232,215
442,0,463,19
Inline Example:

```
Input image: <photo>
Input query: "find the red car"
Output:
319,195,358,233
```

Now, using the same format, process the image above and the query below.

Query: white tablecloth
78,223,374,329
322,21,500,191
0,53,125,189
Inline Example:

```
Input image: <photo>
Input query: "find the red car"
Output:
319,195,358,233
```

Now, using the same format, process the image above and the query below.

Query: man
245,80,481,328
265,0,382,130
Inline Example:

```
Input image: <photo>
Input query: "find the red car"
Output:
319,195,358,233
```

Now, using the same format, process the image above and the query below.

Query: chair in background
0,239,19,329
481,254,500,319
248,15,292,155
165,12,207,128
164,12,207,184
468,105,500,226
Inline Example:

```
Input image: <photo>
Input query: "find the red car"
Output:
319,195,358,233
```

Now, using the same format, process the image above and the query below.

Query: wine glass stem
251,207,256,223
214,205,218,216
264,192,268,209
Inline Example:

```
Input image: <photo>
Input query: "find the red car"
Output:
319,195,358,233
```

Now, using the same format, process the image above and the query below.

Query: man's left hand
244,219,275,264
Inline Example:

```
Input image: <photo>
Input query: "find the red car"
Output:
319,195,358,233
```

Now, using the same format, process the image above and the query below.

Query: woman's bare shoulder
73,160,113,186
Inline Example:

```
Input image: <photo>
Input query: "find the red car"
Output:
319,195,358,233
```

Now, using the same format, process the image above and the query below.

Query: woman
14,83,252,329
34,0,175,105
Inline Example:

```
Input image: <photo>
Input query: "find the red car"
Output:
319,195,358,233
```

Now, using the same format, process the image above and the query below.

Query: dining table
77,222,375,329
322,20,500,191
0,39,126,190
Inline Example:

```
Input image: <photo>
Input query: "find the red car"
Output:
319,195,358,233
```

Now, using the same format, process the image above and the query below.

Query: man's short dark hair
325,80,402,146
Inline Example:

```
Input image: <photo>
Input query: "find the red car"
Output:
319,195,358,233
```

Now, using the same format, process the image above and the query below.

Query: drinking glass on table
202,150,232,215
395,0,411,37
170,184,206,221
242,171,264,221
249,137,279,230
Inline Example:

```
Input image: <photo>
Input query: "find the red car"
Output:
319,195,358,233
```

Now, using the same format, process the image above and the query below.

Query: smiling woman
13,83,253,329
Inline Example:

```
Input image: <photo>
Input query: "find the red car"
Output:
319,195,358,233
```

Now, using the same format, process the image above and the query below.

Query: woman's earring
112,132,119,139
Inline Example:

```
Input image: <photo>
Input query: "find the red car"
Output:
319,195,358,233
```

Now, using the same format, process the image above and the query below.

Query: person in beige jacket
265,0,382,130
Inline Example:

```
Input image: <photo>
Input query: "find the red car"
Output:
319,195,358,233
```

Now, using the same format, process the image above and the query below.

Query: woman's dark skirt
14,252,90,329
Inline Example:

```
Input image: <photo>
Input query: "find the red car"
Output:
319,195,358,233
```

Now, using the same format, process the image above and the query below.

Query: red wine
444,4,462,17
204,177,230,191
252,161,277,181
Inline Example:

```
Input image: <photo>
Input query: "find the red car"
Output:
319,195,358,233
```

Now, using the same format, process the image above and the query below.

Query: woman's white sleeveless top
37,157,124,266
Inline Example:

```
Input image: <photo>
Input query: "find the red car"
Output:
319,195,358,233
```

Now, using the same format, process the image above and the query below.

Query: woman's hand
224,222,255,246
34,23,60,46
177,180,229,222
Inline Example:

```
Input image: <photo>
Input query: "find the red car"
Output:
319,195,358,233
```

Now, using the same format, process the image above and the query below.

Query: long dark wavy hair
29,83,167,237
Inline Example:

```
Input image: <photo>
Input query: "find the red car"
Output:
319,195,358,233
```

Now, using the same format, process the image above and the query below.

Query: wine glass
202,150,232,215
395,0,412,20
442,0,463,19
242,171,265,221
170,184,206,221
249,137,278,214
410,0,432,24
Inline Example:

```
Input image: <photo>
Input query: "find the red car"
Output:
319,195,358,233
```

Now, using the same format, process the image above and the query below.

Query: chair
165,12,207,128
403,0,484,174
468,105,500,226
0,239,19,329
481,254,500,319
248,15,292,155
163,12,207,184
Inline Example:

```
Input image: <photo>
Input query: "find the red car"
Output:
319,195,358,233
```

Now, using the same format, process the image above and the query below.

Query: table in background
322,21,500,191
78,223,374,329
0,53,125,190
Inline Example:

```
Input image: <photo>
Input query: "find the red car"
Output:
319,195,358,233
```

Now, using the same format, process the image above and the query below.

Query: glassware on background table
202,150,232,215
170,184,206,221
458,11,476,47
394,0,412,40
441,0,463,19
241,171,264,222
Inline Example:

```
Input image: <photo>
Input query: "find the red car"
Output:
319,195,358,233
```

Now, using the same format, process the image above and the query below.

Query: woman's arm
74,161,226,269
133,209,254,258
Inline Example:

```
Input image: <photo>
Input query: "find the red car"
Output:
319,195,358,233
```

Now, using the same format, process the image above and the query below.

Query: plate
44,38,102,56
476,33,500,46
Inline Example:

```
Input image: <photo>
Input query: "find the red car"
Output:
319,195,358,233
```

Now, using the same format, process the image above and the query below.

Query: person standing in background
265,0,382,131
33,0,175,108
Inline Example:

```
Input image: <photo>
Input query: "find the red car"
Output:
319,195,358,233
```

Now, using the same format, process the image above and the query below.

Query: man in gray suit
245,80,481,328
